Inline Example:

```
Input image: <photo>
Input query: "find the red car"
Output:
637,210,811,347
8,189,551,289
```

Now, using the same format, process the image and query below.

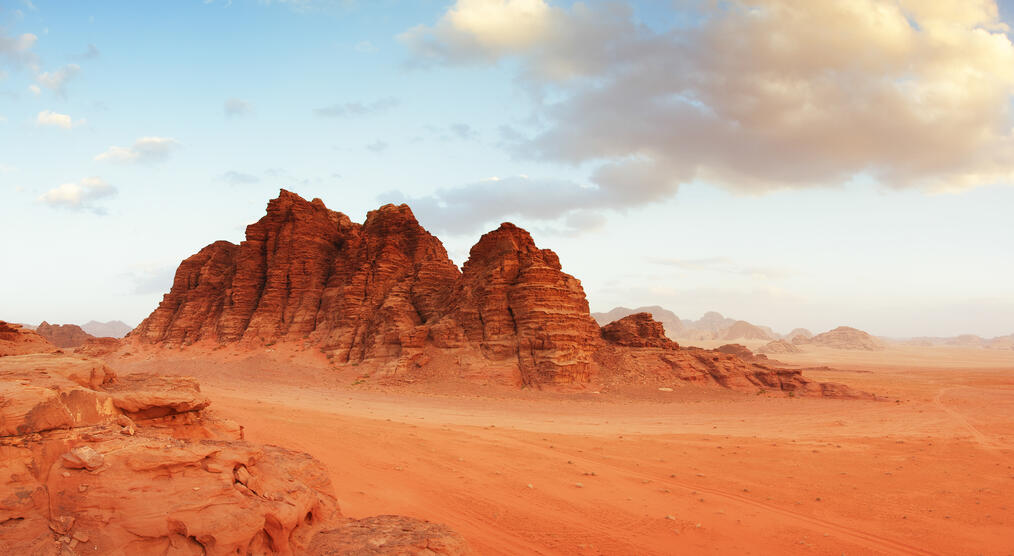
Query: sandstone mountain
722,320,774,341
0,320,56,356
81,320,133,338
785,328,813,342
758,339,802,354
0,354,468,555
591,306,683,337
129,190,867,396
35,321,95,348
798,326,885,351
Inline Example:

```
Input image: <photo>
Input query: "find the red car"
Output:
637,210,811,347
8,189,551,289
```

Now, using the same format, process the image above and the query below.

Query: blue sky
1,0,1013,338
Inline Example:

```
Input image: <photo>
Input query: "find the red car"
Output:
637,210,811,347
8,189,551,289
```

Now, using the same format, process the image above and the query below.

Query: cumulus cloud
95,137,180,164
35,64,80,97
0,30,37,68
224,97,252,117
383,175,611,235
219,170,259,184
38,177,117,213
314,97,398,117
403,0,1014,202
36,109,83,129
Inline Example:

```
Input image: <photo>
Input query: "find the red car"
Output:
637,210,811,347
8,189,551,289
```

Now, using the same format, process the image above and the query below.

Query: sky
1,0,1013,338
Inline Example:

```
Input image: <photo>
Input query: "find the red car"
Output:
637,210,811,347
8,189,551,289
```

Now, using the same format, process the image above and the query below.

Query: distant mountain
685,311,738,332
785,328,812,341
591,306,684,337
722,320,774,341
798,326,884,351
35,321,95,348
81,320,133,339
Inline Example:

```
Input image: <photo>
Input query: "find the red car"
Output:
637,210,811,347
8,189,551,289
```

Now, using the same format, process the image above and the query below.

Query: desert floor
115,345,1014,555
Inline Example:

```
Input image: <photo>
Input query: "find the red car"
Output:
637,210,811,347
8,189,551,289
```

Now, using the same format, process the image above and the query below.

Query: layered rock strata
0,354,468,555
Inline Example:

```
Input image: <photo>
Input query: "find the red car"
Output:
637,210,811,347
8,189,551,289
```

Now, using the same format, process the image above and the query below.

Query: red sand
112,345,1014,555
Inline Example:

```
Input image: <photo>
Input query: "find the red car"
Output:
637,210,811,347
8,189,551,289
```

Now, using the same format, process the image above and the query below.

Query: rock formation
800,326,885,351
128,190,868,396
34,321,95,348
80,320,133,339
758,339,802,354
428,223,602,386
595,315,868,398
0,354,468,555
721,320,774,341
715,343,768,362
786,328,813,342
592,306,683,337
601,313,677,348
0,320,56,356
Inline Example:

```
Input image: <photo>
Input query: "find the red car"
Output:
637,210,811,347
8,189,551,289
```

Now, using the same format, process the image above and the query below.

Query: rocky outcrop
758,339,802,354
0,354,468,555
592,306,683,337
596,314,869,397
128,190,869,396
34,321,95,348
429,223,602,386
131,191,461,364
800,326,885,351
131,191,600,387
601,313,677,348
0,321,56,356
715,343,768,362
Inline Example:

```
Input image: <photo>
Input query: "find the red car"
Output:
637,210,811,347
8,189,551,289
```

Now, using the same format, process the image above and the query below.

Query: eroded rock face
131,192,601,387
0,320,55,356
601,313,677,349
431,223,602,386
0,355,468,555
126,191,870,396
35,321,95,348
131,191,461,367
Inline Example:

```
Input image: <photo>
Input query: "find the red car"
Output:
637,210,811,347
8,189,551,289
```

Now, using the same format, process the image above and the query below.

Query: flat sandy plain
116,344,1014,555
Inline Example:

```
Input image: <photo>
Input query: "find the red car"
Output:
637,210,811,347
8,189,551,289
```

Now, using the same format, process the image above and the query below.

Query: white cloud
404,0,1014,201
219,170,260,184
36,110,84,129
224,97,252,117
383,174,608,235
94,137,180,164
314,97,398,117
27,84,40,95
38,177,117,213
0,31,37,68
36,64,80,97
354,40,376,53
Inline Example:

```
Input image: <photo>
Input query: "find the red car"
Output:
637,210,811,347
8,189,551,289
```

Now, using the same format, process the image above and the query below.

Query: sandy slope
111,346,1014,555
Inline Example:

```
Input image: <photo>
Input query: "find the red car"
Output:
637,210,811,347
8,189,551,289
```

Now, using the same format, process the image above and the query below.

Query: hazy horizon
2,0,1013,338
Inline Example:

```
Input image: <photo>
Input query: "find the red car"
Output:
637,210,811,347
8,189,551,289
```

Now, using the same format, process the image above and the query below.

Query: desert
4,1,1014,554
5,191,1013,554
